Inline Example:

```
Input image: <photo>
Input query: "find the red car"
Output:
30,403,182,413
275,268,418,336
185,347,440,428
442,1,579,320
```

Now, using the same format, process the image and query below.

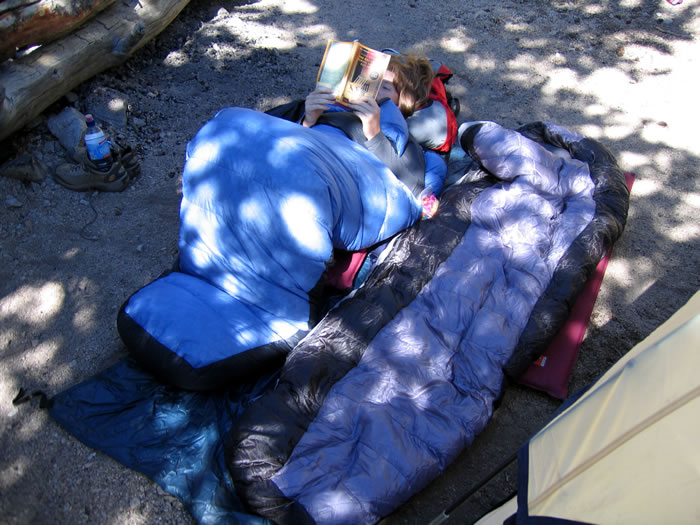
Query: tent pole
427,451,517,525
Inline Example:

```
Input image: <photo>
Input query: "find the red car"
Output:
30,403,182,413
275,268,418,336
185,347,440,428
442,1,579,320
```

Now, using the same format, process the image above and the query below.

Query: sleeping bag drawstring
12,387,52,409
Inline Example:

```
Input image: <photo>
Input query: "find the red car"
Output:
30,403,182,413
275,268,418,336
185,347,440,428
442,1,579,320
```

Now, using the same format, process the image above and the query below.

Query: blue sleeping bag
118,104,428,390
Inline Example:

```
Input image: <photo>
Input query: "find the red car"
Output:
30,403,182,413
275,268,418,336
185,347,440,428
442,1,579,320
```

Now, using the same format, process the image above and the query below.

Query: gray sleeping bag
225,120,630,525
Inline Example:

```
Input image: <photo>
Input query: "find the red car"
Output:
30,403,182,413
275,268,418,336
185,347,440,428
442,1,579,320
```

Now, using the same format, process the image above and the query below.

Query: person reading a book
303,56,433,138
300,53,443,200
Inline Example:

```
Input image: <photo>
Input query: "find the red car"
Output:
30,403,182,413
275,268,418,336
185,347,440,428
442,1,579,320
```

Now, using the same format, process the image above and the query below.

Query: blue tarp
48,357,275,525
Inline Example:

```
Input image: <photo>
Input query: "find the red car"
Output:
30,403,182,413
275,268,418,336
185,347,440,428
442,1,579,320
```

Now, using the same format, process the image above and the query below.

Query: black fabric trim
264,99,306,123
520,518,596,525
516,439,531,523
225,175,494,522
503,122,630,377
459,121,485,162
12,387,52,409
116,302,294,392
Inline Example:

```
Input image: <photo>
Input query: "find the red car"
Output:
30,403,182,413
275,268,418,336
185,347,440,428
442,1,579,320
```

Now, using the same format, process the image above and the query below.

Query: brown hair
388,54,434,118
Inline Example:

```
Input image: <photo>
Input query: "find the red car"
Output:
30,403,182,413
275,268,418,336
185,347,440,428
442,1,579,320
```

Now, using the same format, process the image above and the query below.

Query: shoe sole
53,170,130,192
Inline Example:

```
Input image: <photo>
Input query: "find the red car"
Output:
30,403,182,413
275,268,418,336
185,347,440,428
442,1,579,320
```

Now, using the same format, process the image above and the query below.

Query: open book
316,40,392,105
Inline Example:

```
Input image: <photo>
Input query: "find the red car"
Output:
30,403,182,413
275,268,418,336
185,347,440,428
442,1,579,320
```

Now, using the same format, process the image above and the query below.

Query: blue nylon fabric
180,106,419,298
48,358,276,525
122,272,298,368
125,108,420,368
424,149,447,194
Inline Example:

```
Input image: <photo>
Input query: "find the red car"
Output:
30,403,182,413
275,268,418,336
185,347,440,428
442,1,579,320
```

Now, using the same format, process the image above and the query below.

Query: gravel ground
1,0,699,523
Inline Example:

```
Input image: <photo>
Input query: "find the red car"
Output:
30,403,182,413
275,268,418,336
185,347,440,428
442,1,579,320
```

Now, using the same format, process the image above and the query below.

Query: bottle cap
85,114,95,126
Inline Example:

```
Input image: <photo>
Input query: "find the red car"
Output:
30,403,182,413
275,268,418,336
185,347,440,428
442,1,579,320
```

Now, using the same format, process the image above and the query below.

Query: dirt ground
1,0,698,523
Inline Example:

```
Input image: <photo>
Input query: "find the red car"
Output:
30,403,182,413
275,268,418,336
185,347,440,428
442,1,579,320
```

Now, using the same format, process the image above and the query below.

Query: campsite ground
1,0,698,523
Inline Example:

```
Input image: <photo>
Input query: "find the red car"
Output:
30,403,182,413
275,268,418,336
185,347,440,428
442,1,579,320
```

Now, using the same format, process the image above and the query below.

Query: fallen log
0,0,191,143
0,0,117,63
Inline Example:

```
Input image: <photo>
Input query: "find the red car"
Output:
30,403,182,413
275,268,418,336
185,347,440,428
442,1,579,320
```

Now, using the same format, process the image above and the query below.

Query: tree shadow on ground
1,0,698,523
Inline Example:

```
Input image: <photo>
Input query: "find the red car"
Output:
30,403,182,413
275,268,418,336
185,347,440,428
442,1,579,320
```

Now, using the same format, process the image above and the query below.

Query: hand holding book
302,86,382,140
345,96,381,140
302,87,336,128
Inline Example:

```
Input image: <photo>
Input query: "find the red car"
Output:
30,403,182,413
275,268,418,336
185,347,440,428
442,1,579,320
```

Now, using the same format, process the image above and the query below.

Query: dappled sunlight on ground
1,282,65,327
0,0,698,523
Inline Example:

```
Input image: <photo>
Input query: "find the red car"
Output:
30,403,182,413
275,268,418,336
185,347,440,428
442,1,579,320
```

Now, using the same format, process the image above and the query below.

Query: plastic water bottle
84,114,113,171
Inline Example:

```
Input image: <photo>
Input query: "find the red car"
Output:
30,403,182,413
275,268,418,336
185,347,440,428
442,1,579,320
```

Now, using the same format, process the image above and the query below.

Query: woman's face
378,69,399,105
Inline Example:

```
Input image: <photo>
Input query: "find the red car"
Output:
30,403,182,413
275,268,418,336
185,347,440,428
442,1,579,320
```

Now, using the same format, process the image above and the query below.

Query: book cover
316,40,391,105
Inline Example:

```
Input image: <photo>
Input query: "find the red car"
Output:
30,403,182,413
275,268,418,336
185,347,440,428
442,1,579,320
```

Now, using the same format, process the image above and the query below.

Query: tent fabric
477,290,700,525
225,120,630,525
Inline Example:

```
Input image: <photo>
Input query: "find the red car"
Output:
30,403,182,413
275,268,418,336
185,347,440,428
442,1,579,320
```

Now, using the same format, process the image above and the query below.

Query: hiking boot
113,141,141,181
53,156,130,192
